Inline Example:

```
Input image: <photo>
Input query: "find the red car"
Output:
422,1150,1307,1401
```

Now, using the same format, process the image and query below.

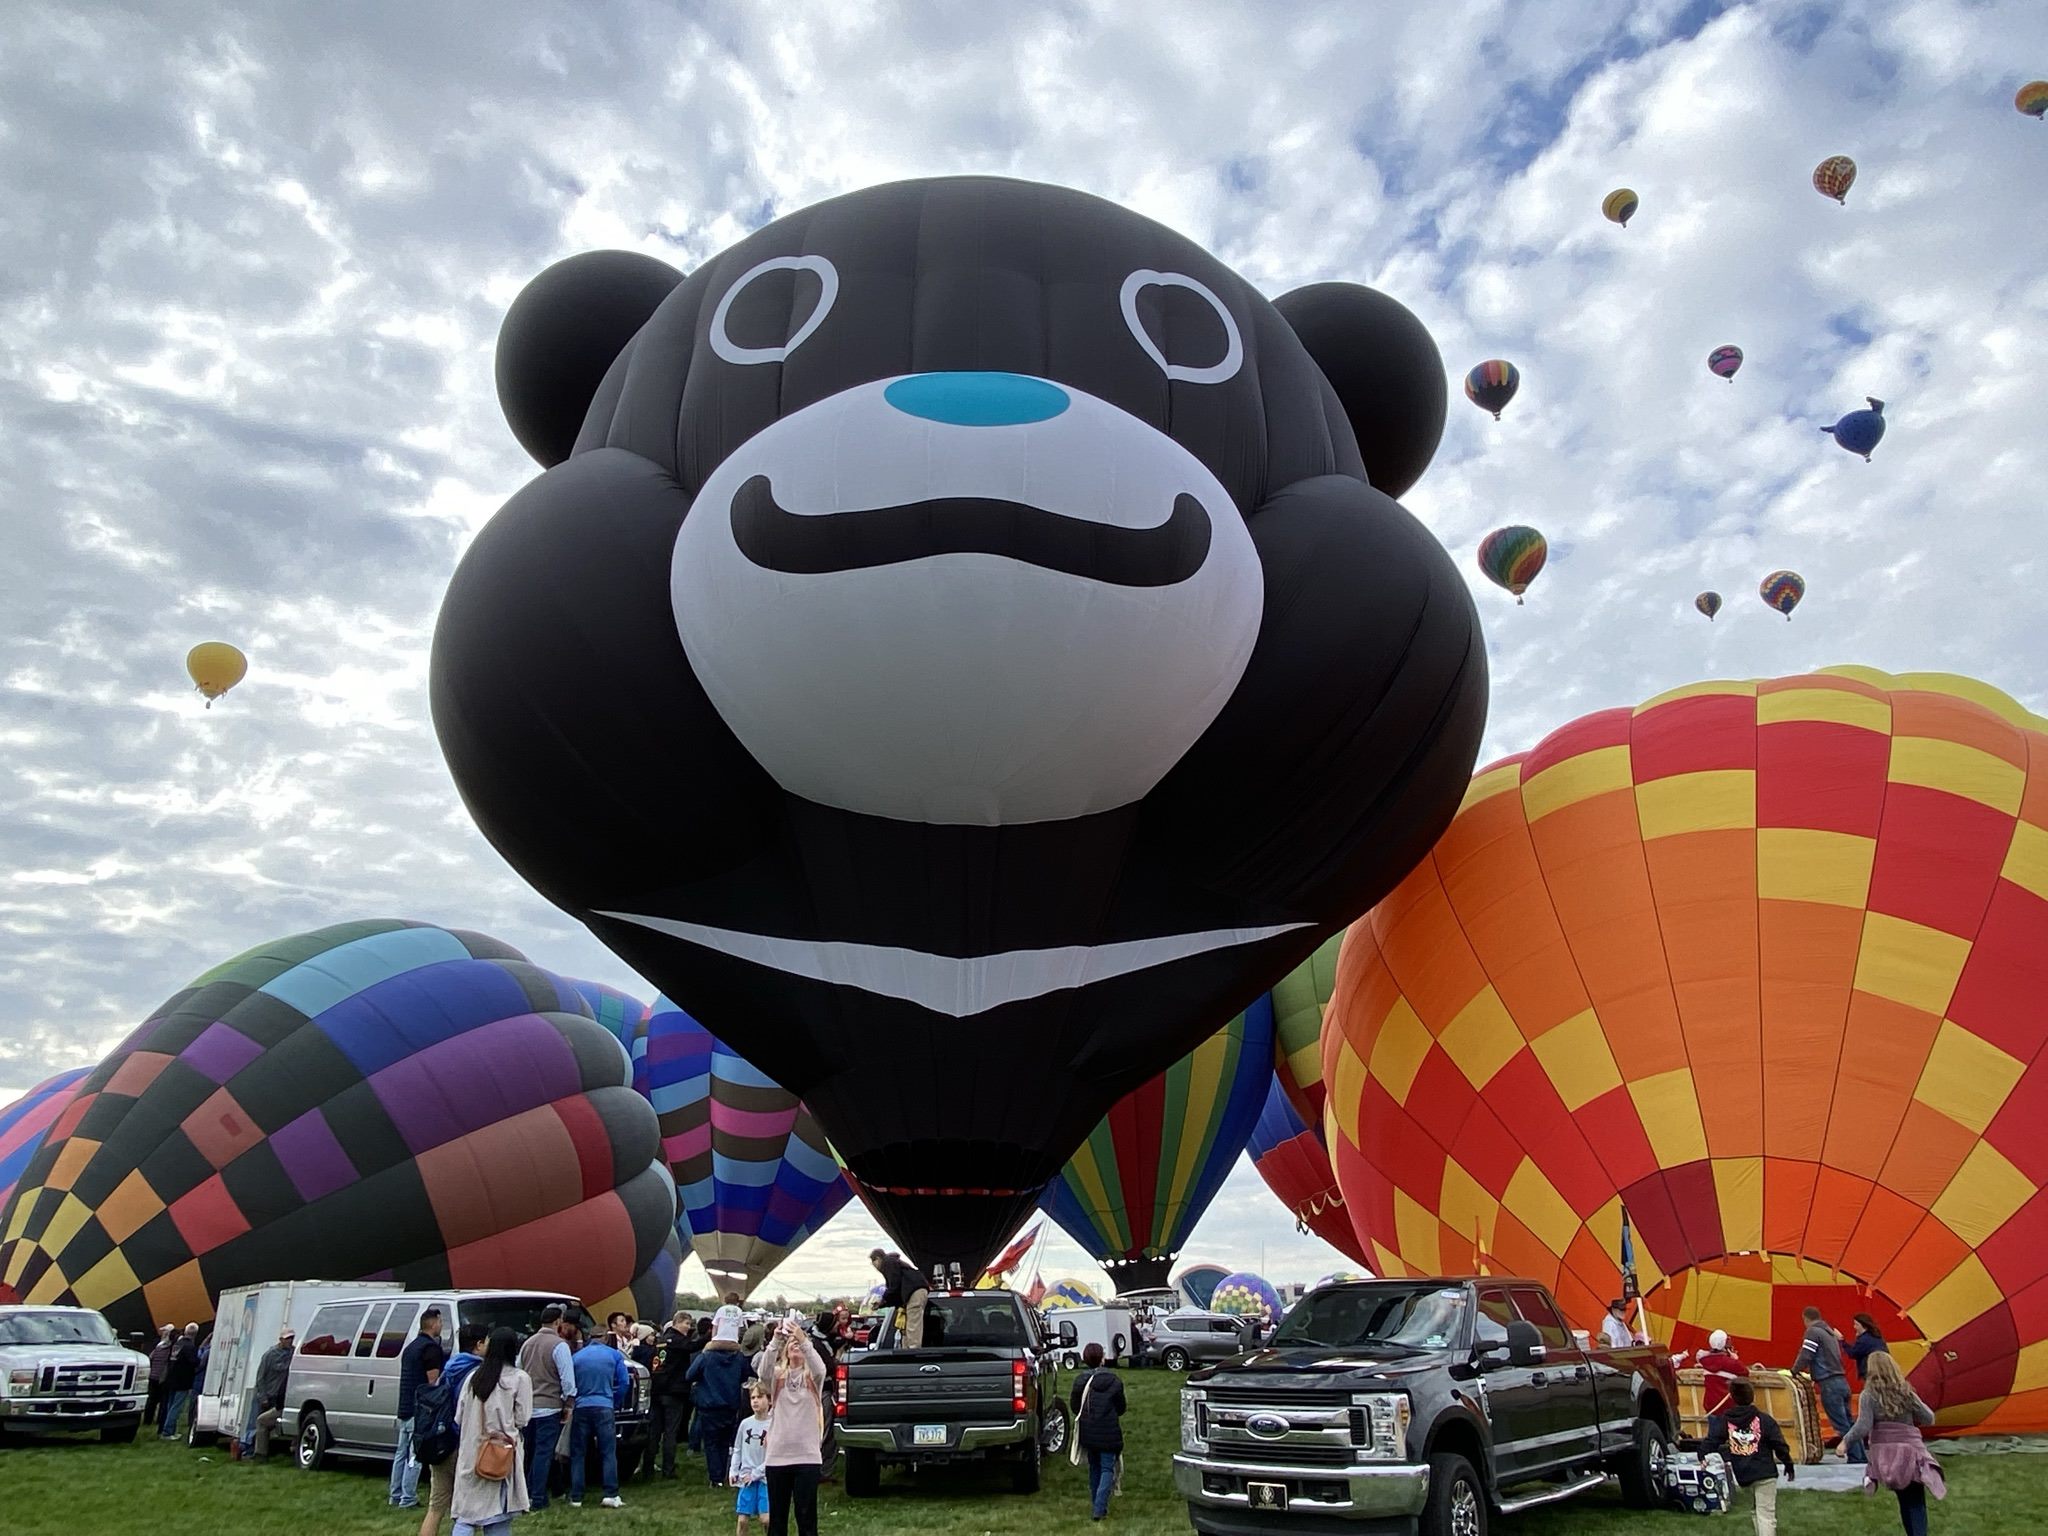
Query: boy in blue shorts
731,1381,773,1534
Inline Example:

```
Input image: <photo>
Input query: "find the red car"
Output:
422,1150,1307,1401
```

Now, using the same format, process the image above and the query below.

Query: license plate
1247,1481,1289,1510
912,1424,947,1447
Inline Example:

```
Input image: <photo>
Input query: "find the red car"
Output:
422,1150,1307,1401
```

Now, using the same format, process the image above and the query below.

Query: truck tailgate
844,1352,1019,1425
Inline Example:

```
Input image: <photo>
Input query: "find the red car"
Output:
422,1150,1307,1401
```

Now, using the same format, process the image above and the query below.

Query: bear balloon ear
496,250,687,467
1273,282,1446,501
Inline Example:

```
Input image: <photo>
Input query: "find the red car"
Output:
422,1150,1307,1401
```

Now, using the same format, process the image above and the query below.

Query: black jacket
254,1343,295,1410
876,1255,925,1309
1705,1406,1795,1488
166,1337,199,1390
651,1326,695,1398
1070,1366,1126,1452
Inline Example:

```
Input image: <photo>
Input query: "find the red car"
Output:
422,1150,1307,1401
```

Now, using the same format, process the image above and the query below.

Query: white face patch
670,374,1264,827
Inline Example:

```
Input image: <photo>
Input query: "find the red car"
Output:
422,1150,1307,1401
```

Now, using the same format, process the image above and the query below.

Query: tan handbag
475,1433,516,1481
1069,1373,1092,1467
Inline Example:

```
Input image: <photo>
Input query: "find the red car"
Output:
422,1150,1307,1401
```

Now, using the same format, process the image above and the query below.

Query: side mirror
1473,1337,1511,1368
1057,1321,1078,1347
1506,1320,1545,1368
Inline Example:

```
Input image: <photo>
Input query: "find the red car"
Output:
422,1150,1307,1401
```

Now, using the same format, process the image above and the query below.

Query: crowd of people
1676,1305,1944,1536
381,1297,851,1536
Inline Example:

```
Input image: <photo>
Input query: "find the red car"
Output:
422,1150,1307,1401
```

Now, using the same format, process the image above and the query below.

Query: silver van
285,1289,649,1469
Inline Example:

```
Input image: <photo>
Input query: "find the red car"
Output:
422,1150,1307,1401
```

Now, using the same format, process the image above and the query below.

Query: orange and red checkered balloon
1323,668,2048,1433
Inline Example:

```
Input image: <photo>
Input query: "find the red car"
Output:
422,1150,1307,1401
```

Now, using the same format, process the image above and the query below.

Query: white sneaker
600,1497,624,1509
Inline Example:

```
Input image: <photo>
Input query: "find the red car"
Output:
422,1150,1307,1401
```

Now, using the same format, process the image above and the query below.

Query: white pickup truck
1,1304,153,1443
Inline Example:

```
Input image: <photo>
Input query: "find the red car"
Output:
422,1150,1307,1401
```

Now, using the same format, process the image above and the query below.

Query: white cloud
3,0,2044,1291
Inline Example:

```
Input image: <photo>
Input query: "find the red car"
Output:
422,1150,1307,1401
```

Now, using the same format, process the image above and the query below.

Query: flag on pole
1619,1204,1646,1342
984,1220,1043,1282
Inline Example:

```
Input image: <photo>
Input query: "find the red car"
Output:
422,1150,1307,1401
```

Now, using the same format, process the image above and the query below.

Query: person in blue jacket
568,1330,632,1508
687,1341,749,1488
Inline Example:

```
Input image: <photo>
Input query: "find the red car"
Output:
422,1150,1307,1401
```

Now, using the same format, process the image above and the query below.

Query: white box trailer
195,1281,385,1444
1047,1302,1136,1368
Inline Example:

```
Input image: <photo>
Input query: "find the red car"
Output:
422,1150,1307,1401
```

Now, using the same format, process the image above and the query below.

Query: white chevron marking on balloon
594,911,1311,1019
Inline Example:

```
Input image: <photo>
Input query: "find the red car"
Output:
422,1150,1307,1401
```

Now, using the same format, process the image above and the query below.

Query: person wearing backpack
417,1324,488,1536
1069,1342,1127,1521
1705,1379,1796,1535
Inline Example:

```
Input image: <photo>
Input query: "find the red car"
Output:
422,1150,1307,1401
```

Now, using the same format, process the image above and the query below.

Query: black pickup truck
832,1288,1070,1495
1174,1276,1680,1536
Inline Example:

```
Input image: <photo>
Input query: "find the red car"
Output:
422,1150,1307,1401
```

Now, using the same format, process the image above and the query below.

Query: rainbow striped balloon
1477,525,1548,604
1707,345,1744,381
1040,994,1274,1288
2016,81,2048,119
1759,569,1806,619
1463,359,1520,420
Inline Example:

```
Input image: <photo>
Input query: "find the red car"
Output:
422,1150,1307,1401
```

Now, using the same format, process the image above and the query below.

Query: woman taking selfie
761,1315,828,1536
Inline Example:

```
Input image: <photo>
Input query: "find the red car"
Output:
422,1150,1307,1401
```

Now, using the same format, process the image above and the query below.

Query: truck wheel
1113,1334,1126,1360
1420,1452,1486,1536
1040,1402,1070,1458
1009,1435,1042,1494
1617,1416,1669,1509
843,1449,879,1498
1161,1346,1190,1371
101,1423,140,1444
295,1408,330,1471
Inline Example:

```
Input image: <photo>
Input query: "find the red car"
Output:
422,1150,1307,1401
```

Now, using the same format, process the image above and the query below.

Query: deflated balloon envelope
431,175,1487,1268
0,920,677,1332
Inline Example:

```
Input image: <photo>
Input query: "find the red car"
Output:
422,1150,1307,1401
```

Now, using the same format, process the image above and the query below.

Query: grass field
2,1370,2040,1534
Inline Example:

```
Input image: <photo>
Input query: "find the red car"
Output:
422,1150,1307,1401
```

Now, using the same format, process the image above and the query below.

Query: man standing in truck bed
870,1249,929,1349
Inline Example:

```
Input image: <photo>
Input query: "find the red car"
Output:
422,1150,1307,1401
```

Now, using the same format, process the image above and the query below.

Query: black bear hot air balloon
431,176,1489,1269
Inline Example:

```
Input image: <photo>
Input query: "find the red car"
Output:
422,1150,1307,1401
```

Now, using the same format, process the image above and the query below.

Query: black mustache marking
729,474,1212,587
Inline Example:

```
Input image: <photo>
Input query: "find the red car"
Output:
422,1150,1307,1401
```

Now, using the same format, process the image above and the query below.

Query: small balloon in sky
1707,345,1743,381
1601,188,1638,227
1820,396,1886,461
2016,81,2048,119
1477,525,1547,604
186,642,247,707
1695,591,1723,621
1759,570,1806,620
1463,359,1520,420
1813,155,1857,204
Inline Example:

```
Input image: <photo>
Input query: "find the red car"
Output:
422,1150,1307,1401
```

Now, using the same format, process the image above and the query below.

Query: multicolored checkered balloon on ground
0,920,681,1332
1210,1271,1282,1326
1324,668,2048,1433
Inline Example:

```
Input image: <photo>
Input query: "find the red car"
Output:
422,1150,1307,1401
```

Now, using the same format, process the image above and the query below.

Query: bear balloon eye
709,254,841,365
1119,269,1244,385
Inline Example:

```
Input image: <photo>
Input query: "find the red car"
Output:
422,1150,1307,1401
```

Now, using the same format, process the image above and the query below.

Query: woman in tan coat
451,1327,534,1536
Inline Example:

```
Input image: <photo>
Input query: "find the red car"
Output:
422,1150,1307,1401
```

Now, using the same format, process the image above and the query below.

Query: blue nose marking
883,371,1069,427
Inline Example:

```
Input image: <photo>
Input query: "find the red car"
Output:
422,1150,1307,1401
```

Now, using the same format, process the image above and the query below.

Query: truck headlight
1179,1388,1207,1454
1350,1392,1411,1462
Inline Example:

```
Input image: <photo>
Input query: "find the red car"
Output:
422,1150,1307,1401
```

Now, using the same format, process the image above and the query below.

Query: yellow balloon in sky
186,642,247,707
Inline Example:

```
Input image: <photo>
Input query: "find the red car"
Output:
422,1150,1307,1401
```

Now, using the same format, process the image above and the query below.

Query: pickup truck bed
834,1289,1068,1496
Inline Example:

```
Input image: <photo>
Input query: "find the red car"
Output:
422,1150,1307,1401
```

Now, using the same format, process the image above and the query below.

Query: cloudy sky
3,0,2044,1297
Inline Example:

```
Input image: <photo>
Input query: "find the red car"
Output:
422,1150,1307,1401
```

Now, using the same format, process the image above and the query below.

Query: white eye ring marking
709,254,840,365
1119,269,1244,385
